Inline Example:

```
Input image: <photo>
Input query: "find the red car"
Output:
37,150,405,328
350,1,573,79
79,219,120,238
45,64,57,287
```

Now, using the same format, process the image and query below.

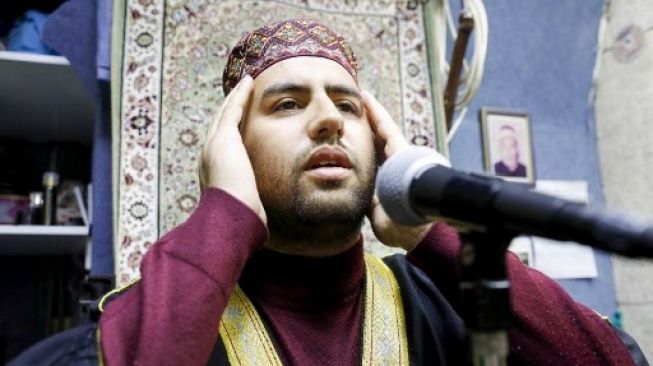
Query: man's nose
307,96,344,141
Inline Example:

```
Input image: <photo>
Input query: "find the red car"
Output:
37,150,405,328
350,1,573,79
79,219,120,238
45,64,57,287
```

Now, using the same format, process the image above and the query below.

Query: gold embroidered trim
96,328,105,366
219,287,283,366
219,255,409,365
98,277,141,313
362,255,409,365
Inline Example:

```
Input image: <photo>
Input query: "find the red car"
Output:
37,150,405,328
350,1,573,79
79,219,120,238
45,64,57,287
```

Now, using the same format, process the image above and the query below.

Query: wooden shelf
0,224,89,255
0,50,95,145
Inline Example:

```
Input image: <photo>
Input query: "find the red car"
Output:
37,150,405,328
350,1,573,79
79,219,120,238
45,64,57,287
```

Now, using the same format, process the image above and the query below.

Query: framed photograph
480,108,535,184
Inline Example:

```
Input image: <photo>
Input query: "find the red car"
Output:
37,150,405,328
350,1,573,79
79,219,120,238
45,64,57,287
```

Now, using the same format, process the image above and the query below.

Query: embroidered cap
222,19,358,95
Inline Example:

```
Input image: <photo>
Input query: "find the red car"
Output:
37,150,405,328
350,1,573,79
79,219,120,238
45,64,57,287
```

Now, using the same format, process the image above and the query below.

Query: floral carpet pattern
116,0,439,284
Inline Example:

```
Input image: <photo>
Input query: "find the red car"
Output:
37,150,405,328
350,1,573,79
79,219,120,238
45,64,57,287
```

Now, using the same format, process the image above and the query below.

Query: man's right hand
362,90,435,251
199,75,267,224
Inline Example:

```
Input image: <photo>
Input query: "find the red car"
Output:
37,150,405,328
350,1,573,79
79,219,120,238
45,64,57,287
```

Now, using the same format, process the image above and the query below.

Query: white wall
595,0,653,359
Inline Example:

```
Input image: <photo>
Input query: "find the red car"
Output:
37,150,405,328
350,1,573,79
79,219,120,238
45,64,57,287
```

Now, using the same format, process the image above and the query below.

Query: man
493,125,527,178
9,19,646,366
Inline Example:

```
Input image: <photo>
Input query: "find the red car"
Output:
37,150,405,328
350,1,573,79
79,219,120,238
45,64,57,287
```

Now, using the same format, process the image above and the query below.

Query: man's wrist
164,187,268,274
402,223,434,252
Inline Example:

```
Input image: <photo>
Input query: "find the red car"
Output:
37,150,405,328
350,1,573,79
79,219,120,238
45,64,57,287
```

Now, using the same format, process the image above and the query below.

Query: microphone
376,146,653,258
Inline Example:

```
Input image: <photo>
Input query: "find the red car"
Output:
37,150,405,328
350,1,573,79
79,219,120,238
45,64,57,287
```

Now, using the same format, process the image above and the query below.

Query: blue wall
448,0,616,315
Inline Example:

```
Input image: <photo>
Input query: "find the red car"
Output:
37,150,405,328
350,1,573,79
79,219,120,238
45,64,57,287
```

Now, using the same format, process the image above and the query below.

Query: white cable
433,0,489,141
457,0,488,108
447,106,468,143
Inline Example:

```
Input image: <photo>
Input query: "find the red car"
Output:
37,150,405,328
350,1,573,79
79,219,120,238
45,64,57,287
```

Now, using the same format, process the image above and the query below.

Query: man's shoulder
380,254,468,364
381,253,461,318
6,323,99,366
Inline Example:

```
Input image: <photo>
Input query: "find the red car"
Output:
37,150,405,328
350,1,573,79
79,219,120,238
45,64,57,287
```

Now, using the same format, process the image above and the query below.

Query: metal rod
444,10,474,130
422,0,451,157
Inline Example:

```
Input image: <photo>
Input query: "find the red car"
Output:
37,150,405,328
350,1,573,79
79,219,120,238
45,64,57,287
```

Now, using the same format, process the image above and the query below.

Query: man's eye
337,101,359,115
274,100,300,112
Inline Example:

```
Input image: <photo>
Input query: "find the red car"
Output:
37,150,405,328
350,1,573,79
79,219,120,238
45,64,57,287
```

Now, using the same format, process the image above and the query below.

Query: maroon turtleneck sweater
240,243,365,365
99,188,635,365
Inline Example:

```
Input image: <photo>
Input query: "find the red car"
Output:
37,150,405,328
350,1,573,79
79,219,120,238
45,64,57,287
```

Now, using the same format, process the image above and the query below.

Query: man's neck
263,229,362,257
503,158,519,170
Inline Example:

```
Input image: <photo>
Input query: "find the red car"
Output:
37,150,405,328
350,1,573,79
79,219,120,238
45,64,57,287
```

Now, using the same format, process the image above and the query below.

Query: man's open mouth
304,146,353,180
306,146,353,170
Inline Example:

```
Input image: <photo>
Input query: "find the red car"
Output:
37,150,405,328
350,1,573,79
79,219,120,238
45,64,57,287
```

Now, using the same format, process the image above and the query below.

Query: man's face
241,57,376,241
499,136,519,163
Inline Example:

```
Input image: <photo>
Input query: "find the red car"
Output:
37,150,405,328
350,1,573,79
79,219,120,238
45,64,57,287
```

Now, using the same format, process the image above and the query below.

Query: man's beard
257,145,376,253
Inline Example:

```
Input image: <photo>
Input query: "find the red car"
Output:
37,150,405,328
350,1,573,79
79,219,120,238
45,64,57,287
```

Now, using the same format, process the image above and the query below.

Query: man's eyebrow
261,83,310,99
325,84,362,100
259,82,362,101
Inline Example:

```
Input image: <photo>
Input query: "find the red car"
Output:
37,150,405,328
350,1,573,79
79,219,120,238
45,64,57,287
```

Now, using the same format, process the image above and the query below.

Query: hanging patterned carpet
113,0,441,284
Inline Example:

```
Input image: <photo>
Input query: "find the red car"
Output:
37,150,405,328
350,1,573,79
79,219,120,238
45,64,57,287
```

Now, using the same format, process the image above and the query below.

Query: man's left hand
362,91,439,252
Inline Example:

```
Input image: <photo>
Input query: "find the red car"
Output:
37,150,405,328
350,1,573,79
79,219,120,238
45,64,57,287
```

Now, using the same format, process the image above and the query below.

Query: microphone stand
459,228,516,366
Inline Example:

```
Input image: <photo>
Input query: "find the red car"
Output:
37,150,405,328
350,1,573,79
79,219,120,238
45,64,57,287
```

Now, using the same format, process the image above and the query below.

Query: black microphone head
376,146,450,226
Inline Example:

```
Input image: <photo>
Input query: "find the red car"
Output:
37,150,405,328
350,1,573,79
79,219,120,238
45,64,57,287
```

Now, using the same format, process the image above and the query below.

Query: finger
361,90,403,141
361,90,384,139
218,75,254,131
366,193,382,222
202,101,228,175
201,76,253,187
206,75,251,141
362,90,409,156
369,194,380,210
207,86,236,139
206,99,228,142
